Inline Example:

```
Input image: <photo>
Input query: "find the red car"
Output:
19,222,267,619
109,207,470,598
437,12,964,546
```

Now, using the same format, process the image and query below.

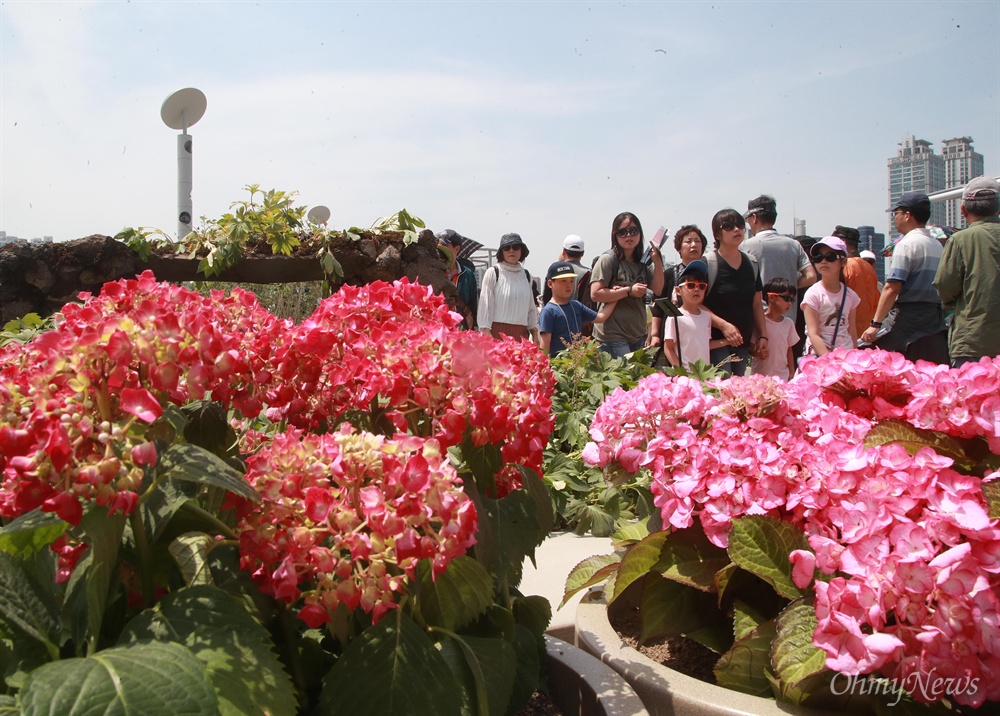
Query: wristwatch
870,320,883,328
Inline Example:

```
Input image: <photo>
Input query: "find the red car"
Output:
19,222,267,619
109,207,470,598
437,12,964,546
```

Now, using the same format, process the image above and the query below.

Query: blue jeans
599,338,646,360
710,345,751,377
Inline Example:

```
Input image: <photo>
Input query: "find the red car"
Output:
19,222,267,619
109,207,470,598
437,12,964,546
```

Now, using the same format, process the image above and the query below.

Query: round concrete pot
575,589,833,716
544,635,649,716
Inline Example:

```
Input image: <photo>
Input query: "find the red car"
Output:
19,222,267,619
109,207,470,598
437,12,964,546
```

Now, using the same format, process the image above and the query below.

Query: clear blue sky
2,1,998,274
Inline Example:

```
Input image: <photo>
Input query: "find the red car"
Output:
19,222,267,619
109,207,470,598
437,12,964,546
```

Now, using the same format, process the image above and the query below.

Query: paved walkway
520,531,615,641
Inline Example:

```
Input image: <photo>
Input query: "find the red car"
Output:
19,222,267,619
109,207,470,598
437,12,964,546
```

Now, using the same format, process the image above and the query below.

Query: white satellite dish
161,88,207,240
307,205,331,225
160,88,207,131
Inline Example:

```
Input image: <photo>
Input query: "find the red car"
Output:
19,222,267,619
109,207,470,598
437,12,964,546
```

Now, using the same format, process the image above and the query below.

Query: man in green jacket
933,176,1000,367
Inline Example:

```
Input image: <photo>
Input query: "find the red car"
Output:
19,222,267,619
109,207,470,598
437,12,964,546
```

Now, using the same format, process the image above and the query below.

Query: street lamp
160,88,207,240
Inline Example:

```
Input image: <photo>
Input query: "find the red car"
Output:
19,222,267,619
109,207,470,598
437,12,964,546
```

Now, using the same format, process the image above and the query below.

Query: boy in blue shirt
539,261,615,356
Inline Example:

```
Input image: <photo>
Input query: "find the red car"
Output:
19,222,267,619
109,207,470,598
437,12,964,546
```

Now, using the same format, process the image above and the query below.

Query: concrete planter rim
575,588,836,716
544,634,649,716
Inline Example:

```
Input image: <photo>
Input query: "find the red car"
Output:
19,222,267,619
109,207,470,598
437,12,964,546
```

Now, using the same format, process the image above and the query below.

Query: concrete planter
575,589,833,716
545,635,648,716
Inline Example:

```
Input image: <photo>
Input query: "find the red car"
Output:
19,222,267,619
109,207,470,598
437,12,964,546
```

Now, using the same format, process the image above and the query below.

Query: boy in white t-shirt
751,277,799,380
664,260,730,369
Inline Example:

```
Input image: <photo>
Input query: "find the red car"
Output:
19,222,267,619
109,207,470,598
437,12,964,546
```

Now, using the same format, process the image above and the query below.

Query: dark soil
517,691,563,716
610,601,720,684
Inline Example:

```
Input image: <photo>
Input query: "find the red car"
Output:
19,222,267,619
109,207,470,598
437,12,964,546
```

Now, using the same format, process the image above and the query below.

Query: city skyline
2,1,998,275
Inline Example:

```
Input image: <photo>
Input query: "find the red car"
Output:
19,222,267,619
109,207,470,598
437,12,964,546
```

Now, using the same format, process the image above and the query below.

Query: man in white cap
933,176,1000,366
541,234,589,304
859,250,883,292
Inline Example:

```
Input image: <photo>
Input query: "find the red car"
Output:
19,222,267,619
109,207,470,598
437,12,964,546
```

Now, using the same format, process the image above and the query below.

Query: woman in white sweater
478,233,539,343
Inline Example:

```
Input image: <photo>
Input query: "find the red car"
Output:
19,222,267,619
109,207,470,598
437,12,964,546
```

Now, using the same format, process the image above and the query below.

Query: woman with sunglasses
801,236,860,356
478,233,540,343
590,212,664,359
702,209,768,376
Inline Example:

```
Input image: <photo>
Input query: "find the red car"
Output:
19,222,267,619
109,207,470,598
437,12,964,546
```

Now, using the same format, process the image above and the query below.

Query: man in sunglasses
742,195,816,321
859,192,949,364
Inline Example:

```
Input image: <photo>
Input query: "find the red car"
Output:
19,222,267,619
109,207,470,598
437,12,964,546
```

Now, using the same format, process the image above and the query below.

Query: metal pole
177,131,193,239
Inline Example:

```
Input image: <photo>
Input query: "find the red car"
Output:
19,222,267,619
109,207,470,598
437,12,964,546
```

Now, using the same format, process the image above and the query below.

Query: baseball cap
563,235,585,252
859,250,877,262
546,261,578,282
678,259,709,279
435,229,465,247
810,236,848,256
831,225,860,243
886,191,930,213
963,176,1000,201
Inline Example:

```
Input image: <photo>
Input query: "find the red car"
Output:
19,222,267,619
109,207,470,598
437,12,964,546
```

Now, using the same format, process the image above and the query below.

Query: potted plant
0,272,557,714
565,351,1000,714
542,339,658,537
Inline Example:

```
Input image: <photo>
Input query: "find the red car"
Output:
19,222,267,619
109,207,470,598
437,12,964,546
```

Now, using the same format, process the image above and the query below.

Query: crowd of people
435,175,1000,376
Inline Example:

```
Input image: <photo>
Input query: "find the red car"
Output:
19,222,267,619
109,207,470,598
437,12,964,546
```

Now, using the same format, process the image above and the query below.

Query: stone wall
0,231,454,324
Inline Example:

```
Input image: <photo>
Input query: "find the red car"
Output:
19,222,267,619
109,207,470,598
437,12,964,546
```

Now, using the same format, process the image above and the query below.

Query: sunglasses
813,252,843,263
680,281,708,291
615,226,641,238
720,221,743,232
769,293,795,302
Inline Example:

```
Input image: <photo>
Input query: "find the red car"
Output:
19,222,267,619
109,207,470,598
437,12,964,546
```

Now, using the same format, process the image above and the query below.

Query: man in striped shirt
859,192,949,364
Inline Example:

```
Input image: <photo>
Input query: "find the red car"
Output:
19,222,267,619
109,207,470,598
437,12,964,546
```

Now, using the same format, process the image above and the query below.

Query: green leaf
181,400,237,457
611,520,649,547
20,641,219,715
470,486,547,590
168,532,217,587
517,466,554,539
770,598,829,704
982,478,1000,520
714,619,777,697
156,443,258,502
78,506,126,651
507,625,543,715
637,572,723,644
319,611,463,716
610,529,669,603
571,503,616,537
728,516,808,600
459,436,503,496
0,510,67,558
438,631,517,716
864,419,974,471
415,556,494,631
560,554,620,608
511,595,552,639
733,599,768,641
120,585,295,716
653,526,731,592
138,476,196,546
0,552,61,659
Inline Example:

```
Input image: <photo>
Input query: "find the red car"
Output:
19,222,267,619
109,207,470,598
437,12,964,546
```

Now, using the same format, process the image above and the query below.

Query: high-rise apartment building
887,136,946,236
940,137,984,229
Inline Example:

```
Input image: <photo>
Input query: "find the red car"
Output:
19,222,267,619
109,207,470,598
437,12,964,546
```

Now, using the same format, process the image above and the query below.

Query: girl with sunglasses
589,212,664,359
801,236,860,357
